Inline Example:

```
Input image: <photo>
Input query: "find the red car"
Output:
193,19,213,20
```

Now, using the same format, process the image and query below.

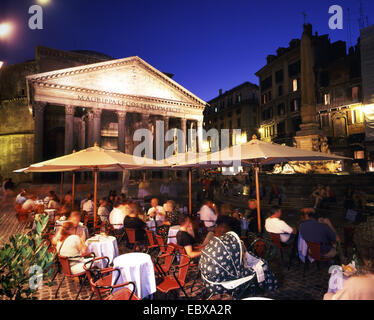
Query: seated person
316,210,340,242
311,185,325,209
44,190,55,206
64,191,73,206
163,200,180,226
265,206,297,245
53,211,87,245
21,194,37,212
201,215,241,246
109,202,127,230
147,198,166,223
176,215,202,259
55,221,92,274
324,246,374,300
15,189,27,205
97,198,110,223
82,193,94,215
123,205,146,241
198,199,218,232
299,208,337,259
47,194,60,210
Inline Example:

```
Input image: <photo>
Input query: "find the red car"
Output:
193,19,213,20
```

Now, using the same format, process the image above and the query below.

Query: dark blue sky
0,0,372,101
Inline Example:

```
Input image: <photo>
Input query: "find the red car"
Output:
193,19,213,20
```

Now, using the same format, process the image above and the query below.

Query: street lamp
0,22,13,39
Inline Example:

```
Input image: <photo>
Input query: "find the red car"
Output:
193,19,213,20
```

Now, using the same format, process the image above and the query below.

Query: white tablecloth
112,253,156,299
167,225,180,244
86,235,119,268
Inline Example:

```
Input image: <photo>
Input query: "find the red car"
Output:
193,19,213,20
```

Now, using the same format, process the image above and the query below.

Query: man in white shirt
199,200,218,232
82,194,94,215
97,198,110,223
109,202,126,230
147,198,166,223
265,206,297,245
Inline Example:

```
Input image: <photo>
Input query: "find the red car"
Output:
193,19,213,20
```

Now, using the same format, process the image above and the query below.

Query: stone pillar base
295,123,323,151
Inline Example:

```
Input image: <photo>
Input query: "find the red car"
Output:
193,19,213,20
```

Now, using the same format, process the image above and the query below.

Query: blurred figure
15,189,27,205
199,199,218,232
98,198,110,223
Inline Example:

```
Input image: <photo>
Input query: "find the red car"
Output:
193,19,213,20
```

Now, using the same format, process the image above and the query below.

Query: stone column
33,102,46,163
197,119,204,153
141,114,153,159
87,111,94,147
79,117,86,150
180,118,187,153
295,24,322,150
93,108,102,146
64,105,75,155
117,111,127,153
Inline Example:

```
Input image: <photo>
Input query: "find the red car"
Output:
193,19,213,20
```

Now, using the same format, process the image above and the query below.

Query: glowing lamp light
240,133,247,144
202,140,210,152
37,0,50,4
258,128,264,134
0,61,4,69
0,22,13,39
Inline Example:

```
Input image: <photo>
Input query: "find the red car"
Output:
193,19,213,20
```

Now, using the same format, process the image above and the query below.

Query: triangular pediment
27,56,206,106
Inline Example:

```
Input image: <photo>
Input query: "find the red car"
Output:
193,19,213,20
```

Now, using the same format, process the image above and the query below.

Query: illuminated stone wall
0,98,34,183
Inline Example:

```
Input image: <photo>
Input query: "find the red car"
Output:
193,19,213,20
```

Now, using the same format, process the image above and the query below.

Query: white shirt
147,205,166,218
109,207,126,229
98,206,109,218
199,205,217,228
82,200,94,213
265,217,293,242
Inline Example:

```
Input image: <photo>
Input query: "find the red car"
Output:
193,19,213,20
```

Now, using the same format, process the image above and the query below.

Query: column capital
117,110,127,121
65,105,75,116
92,108,102,118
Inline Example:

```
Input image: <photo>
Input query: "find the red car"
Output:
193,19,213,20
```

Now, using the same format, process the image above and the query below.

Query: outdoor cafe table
167,225,180,244
86,235,119,268
112,252,156,299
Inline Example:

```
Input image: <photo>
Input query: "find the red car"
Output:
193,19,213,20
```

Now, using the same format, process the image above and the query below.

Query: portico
26,56,207,164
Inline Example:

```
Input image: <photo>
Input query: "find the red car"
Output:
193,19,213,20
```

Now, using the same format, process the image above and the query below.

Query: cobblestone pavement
0,192,333,301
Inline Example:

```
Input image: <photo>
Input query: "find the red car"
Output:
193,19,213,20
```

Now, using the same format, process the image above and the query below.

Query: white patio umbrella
173,136,351,232
15,144,167,227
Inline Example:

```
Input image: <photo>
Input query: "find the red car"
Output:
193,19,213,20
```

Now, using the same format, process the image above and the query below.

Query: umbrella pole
188,168,192,215
255,166,261,233
93,169,98,229
60,172,64,204
72,172,76,210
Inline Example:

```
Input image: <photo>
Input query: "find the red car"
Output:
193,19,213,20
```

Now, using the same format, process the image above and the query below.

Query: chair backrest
155,234,166,253
306,241,322,260
269,233,282,249
125,228,136,244
146,229,156,246
251,238,266,257
58,255,73,277
176,254,190,285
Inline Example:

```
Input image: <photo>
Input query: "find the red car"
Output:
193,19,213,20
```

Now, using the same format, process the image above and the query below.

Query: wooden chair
55,252,95,300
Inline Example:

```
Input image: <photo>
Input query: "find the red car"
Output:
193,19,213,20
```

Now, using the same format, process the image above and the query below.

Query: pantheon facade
0,46,207,182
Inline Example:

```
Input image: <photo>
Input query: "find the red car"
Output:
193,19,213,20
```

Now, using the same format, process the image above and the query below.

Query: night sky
0,0,373,101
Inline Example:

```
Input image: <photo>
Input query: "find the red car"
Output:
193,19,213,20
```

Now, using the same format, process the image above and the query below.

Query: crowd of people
6,175,374,300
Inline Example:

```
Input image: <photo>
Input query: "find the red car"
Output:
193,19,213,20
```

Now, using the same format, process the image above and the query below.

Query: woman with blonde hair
55,221,92,274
